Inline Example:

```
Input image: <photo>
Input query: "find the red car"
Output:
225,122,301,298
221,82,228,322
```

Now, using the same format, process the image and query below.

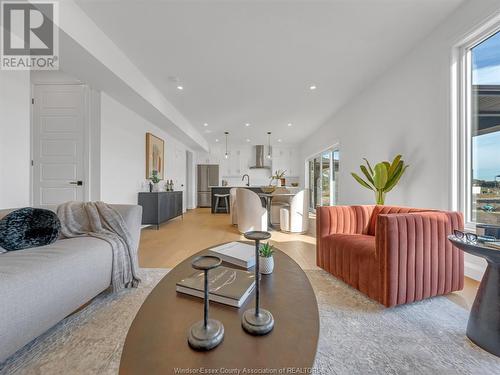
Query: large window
307,148,339,211
465,29,500,225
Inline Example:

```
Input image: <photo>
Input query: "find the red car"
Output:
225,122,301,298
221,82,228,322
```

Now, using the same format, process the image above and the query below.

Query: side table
448,236,500,357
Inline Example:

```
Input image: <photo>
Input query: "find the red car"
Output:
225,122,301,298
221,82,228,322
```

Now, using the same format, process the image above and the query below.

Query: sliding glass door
307,148,339,211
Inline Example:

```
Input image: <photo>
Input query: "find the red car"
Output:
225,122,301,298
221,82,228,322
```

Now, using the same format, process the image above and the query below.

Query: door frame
30,83,92,206
185,150,195,210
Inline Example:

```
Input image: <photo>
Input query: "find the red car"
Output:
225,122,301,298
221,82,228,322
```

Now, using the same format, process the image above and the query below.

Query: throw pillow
0,208,61,251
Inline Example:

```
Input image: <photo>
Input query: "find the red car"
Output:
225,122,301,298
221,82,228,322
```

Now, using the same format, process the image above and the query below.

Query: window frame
305,144,340,212
454,15,500,230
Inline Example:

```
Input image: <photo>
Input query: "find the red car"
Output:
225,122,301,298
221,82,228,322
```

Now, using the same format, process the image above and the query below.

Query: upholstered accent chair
316,205,464,307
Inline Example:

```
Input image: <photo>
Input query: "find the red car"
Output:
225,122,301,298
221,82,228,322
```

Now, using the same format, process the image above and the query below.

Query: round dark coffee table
119,243,320,373
449,236,500,357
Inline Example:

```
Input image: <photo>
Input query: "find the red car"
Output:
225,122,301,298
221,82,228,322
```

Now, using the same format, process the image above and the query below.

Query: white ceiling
75,0,464,146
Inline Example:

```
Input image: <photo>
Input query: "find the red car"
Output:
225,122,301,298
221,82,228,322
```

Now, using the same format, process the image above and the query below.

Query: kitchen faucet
242,174,250,186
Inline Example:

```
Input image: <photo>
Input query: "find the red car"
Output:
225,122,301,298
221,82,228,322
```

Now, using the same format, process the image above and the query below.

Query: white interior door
32,84,87,208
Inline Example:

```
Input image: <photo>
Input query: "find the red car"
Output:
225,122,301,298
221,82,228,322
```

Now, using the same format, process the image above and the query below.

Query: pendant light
224,132,229,159
266,131,272,159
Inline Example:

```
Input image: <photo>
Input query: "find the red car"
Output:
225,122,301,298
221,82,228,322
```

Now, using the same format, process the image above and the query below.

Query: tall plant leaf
373,163,388,190
360,165,375,186
389,155,402,176
385,165,409,192
363,158,374,175
384,162,403,189
351,173,374,191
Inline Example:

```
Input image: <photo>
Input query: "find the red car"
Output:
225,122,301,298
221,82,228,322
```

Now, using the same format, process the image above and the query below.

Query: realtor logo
1,1,59,70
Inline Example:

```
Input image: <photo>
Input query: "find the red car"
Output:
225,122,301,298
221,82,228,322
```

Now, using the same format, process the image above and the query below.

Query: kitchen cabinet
272,147,300,177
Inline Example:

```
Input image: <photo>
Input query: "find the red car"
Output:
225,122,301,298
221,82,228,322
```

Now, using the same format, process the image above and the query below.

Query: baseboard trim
465,261,485,281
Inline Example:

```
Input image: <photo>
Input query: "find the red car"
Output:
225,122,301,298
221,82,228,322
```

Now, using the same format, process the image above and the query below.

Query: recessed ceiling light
309,85,316,90
215,139,219,142
245,123,250,127
177,85,184,90
287,123,292,127
246,138,251,142
278,139,282,143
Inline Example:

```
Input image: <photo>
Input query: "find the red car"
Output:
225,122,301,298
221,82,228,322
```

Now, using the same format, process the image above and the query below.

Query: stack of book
176,266,255,307
207,242,255,269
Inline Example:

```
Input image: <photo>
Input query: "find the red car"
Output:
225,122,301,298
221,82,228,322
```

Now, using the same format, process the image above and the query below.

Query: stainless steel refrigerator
197,164,219,207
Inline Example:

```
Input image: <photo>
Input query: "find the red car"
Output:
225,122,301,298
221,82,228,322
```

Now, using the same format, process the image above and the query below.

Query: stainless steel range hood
250,145,271,169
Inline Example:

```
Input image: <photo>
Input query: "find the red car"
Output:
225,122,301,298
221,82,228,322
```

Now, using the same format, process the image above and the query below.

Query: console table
138,191,183,229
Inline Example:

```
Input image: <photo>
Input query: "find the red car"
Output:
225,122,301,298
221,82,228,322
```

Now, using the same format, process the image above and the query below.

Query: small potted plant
149,170,161,192
259,242,275,274
271,170,286,187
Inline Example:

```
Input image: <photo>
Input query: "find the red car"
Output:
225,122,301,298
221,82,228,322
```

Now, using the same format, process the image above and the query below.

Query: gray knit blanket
56,201,140,291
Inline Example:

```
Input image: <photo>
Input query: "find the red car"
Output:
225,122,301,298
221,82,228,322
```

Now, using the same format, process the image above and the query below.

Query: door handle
69,181,83,186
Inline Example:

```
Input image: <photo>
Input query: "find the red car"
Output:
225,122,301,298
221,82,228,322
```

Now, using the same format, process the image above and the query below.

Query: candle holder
187,255,224,351
241,231,274,335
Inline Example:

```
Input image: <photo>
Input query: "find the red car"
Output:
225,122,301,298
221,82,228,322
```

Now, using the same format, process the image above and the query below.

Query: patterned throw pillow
0,208,61,251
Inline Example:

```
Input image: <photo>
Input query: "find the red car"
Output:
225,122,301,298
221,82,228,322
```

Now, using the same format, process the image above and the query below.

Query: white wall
100,93,194,210
300,0,500,279
0,70,31,208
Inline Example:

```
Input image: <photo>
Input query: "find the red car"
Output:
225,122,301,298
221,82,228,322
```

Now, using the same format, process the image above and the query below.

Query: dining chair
280,189,309,233
229,188,238,225
236,188,268,233
271,187,291,225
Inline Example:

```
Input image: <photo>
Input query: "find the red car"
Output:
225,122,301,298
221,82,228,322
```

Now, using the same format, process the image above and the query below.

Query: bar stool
214,194,230,213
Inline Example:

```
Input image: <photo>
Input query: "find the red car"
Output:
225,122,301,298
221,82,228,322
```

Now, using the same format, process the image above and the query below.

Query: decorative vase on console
149,170,161,192
259,242,275,274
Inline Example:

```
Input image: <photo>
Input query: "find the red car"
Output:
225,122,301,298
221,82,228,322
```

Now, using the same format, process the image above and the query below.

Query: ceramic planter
259,256,274,274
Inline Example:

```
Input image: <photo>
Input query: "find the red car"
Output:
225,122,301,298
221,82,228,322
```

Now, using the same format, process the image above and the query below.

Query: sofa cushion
321,234,380,301
0,208,61,251
0,237,112,362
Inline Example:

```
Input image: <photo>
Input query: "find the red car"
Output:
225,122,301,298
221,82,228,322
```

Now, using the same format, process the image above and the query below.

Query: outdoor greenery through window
307,149,339,211
470,29,500,225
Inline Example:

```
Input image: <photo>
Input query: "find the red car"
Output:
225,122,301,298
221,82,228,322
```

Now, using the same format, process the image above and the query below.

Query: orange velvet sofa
316,205,464,307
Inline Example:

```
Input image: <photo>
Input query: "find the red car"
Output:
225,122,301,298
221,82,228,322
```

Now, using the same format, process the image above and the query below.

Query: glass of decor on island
242,231,274,335
187,255,224,351
259,242,275,274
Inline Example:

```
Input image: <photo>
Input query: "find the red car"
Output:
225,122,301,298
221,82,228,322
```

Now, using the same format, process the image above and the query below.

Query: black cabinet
138,191,183,229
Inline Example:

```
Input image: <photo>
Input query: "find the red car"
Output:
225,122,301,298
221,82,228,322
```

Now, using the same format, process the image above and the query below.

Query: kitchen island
210,186,264,213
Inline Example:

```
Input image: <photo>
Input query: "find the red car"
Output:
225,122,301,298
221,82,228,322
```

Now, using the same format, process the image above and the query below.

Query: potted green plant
259,242,275,274
351,155,409,205
149,170,161,192
270,170,286,187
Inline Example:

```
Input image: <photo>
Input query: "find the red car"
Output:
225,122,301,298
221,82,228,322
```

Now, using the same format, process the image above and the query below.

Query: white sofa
0,204,142,363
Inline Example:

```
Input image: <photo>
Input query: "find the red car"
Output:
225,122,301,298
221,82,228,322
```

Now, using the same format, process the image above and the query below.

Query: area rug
1,268,500,375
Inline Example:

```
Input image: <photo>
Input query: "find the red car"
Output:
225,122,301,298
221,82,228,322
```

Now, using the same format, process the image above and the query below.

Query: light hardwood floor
138,208,479,310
